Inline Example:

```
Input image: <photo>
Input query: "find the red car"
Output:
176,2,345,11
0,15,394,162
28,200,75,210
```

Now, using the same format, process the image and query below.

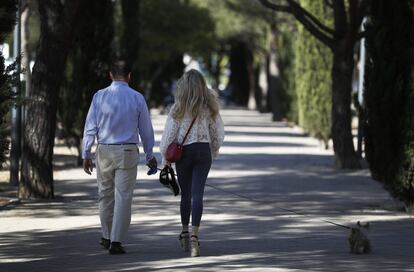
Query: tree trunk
21,4,31,94
257,61,268,112
209,51,223,92
247,47,256,110
228,41,250,106
19,0,82,199
331,44,361,169
266,53,283,121
266,23,283,121
121,0,141,89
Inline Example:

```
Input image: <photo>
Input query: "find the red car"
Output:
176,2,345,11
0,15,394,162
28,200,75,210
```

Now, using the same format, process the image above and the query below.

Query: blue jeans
175,143,212,227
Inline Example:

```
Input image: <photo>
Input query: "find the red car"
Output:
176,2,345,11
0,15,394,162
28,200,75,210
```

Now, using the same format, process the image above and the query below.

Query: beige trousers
96,144,139,242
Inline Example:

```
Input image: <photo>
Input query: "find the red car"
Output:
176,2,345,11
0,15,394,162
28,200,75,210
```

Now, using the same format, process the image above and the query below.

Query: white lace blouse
159,106,225,165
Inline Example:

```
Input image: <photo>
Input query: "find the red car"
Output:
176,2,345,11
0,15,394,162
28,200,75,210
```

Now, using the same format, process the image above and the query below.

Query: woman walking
160,69,224,257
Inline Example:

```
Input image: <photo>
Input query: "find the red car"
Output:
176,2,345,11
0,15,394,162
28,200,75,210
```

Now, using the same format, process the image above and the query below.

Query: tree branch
226,0,273,22
287,0,335,36
286,0,335,48
258,0,335,49
257,0,291,12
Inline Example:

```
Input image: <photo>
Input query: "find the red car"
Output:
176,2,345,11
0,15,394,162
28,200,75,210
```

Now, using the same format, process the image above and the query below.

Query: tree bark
331,43,360,168
19,0,82,199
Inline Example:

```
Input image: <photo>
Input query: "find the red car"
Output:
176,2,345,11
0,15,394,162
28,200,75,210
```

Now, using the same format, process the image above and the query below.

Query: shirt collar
111,80,129,87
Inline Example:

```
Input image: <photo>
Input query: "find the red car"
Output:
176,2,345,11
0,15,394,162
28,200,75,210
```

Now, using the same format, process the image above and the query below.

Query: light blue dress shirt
82,81,155,162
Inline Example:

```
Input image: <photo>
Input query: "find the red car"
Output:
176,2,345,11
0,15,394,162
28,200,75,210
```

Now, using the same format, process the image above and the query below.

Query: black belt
99,143,136,145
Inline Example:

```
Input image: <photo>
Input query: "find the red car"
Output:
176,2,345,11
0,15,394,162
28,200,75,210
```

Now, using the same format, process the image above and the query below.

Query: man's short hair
110,60,131,78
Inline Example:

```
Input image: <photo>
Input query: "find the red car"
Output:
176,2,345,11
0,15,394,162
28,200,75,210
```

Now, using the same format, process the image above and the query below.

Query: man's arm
138,99,156,163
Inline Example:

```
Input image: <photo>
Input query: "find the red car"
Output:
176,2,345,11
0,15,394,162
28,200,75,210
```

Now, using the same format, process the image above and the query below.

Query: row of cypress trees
274,0,332,147
293,0,332,147
364,0,414,209
277,0,414,207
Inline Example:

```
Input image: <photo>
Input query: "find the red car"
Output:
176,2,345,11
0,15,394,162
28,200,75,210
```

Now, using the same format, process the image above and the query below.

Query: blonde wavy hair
171,69,219,120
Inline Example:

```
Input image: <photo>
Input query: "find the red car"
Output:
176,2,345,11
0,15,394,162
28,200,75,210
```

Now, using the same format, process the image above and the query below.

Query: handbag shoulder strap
181,116,197,145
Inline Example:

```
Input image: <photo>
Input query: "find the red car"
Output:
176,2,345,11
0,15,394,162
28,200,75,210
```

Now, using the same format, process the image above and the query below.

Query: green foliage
195,0,270,45
364,0,414,207
293,0,332,144
277,20,298,121
0,0,17,167
58,0,114,163
120,0,216,105
57,0,216,154
194,0,278,107
140,0,214,63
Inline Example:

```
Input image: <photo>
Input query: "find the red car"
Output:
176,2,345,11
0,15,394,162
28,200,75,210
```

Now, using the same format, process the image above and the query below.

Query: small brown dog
348,221,371,254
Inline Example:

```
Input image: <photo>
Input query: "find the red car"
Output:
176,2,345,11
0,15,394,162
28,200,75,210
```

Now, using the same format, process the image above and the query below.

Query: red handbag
165,116,197,162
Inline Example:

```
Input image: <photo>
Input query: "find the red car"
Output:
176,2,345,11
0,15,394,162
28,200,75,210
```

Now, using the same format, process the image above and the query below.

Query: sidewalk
0,109,413,272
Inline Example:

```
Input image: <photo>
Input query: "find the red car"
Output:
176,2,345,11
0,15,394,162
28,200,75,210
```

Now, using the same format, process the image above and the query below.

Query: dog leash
153,166,351,230
204,182,351,230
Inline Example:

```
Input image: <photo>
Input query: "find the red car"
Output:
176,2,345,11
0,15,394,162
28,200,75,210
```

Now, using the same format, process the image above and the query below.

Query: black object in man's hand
147,157,158,175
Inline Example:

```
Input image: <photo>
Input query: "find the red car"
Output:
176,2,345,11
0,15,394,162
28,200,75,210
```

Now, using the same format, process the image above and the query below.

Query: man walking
82,61,157,254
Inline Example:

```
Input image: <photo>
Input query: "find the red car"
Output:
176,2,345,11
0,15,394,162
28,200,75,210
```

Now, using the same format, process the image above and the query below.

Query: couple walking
82,61,225,257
